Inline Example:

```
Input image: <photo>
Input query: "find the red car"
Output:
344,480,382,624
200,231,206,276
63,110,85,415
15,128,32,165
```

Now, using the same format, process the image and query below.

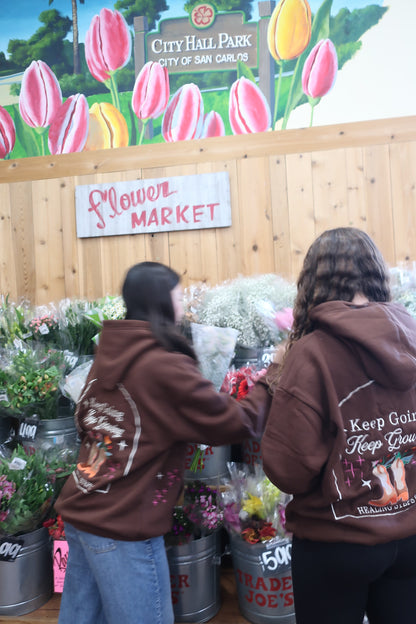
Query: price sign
0,537,24,562
18,417,39,441
259,539,292,577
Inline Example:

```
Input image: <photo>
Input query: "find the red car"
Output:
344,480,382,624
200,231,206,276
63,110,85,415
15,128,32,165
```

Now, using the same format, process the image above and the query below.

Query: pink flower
0,106,16,158
229,77,271,134
274,307,293,331
132,61,170,121
302,39,338,99
85,9,131,83
201,111,225,138
48,94,89,154
19,60,62,128
162,83,204,142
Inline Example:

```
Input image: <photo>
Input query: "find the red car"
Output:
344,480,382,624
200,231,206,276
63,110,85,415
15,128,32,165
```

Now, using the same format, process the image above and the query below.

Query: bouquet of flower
0,345,67,420
43,514,65,540
186,275,296,348
0,295,32,349
221,463,290,544
55,298,99,356
165,480,224,546
83,296,126,344
221,365,266,400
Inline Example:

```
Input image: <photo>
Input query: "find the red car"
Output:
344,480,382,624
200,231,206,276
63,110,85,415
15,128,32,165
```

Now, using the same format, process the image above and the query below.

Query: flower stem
108,73,121,112
273,62,283,130
138,119,148,146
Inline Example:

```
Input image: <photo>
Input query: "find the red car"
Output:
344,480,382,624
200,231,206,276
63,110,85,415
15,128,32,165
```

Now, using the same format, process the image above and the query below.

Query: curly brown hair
267,227,391,387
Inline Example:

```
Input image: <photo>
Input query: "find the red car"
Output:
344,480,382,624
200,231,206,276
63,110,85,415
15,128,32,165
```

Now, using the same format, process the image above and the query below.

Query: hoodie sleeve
261,388,332,495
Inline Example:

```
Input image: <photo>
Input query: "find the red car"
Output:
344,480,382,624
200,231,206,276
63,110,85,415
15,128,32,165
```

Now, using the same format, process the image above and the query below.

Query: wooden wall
1,115,416,305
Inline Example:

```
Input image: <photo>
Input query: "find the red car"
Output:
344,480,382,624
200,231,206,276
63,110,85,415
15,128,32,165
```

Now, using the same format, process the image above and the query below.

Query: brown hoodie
262,301,416,545
56,320,273,540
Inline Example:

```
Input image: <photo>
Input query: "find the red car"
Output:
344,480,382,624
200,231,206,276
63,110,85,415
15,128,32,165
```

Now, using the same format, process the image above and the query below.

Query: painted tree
48,0,85,74
115,0,169,31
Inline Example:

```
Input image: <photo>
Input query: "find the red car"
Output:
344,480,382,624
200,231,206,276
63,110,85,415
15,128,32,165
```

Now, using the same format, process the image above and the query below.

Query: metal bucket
242,436,263,468
184,444,231,484
0,527,53,616
23,414,79,455
167,531,222,622
230,534,296,624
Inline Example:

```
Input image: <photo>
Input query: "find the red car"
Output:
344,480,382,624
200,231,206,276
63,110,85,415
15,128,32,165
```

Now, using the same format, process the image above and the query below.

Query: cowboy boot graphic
391,457,409,502
369,464,397,507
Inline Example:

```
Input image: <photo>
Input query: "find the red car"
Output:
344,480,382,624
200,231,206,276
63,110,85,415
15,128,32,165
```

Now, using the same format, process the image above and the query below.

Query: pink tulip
0,106,16,158
85,9,131,83
48,94,89,154
229,77,271,134
132,62,170,121
302,39,338,99
201,111,225,138
162,83,204,142
274,307,293,331
19,60,62,128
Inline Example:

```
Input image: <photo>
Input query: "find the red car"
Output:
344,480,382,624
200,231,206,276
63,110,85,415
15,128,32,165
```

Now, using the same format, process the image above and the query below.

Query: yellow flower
267,0,312,62
242,493,266,518
84,102,129,151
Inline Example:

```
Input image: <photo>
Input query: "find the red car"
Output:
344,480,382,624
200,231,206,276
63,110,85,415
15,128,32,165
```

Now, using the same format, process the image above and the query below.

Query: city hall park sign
144,4,258,73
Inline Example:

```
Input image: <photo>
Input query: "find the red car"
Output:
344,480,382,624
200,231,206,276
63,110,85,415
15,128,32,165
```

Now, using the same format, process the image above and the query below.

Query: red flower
85,9,131,83
162,83,204,142
242,527,260,544
132,62,170,121
19,60,62,128
259,522,277,541
48,94,89,154
201,111,225,138
302,39,338,99
229,77,271,135
0,106,15,158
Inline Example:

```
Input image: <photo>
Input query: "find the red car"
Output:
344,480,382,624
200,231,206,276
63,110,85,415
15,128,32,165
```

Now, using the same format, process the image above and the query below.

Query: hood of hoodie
309,301,416,391
92,320,159,391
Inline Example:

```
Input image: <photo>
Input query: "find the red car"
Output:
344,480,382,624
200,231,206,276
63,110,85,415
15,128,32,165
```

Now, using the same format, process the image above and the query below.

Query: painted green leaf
236,60,256,83
10,105,42,158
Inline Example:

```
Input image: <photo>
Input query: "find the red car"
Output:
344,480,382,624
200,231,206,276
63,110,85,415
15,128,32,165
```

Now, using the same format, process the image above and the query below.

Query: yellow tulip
267,0,312,62
84,101,129,151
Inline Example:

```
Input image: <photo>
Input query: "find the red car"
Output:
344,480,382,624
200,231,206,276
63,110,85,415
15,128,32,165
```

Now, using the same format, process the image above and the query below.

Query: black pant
291,534,416,624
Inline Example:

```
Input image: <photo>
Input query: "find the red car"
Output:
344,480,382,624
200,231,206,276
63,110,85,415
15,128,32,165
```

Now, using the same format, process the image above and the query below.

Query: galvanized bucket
23,414,79,455
230,534,296,624
184,444,231,484
167,531,222,622
241,436,263,468
0,527,53,616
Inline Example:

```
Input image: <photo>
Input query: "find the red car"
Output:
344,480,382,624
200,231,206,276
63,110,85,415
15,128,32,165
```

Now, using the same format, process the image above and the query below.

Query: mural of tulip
0,106,16,159
267,0,312,62
302,39,338,127
48,94,89,155
19,60,62,129
229,77,271,135
201,111,225,138
84,102,129,151
85,9,131,111
132,62,170,145
162,84,204,142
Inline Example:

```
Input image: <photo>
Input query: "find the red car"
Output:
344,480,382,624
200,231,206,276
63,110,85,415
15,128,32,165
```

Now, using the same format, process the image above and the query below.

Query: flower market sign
75,171,231,238
143,7,258,72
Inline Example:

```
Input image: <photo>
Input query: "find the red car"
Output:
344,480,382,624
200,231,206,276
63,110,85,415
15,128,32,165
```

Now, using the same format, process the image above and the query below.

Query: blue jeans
59,523,174,624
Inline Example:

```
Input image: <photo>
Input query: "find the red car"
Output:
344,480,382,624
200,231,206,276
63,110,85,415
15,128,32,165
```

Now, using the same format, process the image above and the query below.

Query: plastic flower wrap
84,295,126,344
0,295,32,349
60,359,93,404
165,480,223,546
221,463,290,544
191,322,239,392
56,298,99,357
187,274,295,348
390,264,416,319
0,445,55,536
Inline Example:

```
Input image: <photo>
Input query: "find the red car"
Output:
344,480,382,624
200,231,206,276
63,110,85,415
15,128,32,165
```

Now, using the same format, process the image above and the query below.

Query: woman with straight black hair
56,261,275,624
262,227,416,624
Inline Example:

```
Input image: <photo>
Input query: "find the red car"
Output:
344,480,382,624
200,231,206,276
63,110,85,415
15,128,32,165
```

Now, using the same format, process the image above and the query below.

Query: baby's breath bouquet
390,264,416,319
186,274,296,349
84,296,126,344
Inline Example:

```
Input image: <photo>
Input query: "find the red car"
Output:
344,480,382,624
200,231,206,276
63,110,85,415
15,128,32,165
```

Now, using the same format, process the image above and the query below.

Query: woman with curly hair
262,227,416,624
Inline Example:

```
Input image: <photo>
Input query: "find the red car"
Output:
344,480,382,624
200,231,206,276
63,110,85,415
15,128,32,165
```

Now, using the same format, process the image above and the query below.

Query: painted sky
0,0,383,58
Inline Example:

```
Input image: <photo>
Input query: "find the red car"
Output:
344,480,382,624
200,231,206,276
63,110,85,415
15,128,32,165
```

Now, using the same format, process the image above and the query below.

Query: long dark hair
122,262,196,360
268,227,391,387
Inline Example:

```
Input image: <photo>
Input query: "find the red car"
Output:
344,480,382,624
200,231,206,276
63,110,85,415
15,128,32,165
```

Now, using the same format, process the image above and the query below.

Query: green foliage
7,9,72,75
115,0,169,30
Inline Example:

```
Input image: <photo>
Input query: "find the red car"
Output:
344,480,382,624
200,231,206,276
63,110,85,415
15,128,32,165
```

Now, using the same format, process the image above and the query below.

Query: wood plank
0,183,17,299
9,181,36,302
363,145,395,267
344,146,368,230
389,141,416,266
285,152,316,279
2,116,415,184
269,154,291,280
311,149,349,232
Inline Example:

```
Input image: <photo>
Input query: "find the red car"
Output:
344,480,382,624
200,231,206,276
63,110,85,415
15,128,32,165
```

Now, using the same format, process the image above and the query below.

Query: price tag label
18,417,39,441
0,537,24,562
258,539,292,577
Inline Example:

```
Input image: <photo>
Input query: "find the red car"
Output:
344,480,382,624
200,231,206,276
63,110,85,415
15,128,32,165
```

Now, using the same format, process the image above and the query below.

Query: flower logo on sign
190,4,216,29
